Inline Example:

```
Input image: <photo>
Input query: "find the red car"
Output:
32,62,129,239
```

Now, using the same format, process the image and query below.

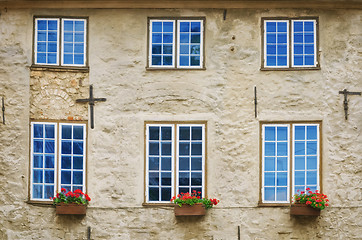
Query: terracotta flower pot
290,203,320,216
56,203,87,215
174,203,206,216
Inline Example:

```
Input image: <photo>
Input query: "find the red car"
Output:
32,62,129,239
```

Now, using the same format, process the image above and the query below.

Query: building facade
0,0,361,239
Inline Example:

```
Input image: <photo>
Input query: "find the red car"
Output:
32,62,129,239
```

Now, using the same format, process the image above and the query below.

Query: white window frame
61,18,87,67
261,124,290,204
263,20,289,69
148,18,204,69
291,20,317,68
176,20,204,69
261,122,321,204
30,122,58,201
34,17,87,67
34,18,60,66
292,123,320,197
145,123,206,203
30,122,87,201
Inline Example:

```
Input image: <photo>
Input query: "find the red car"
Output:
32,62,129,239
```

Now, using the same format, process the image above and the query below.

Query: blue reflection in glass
180,22,190,32
33,185,43,199
73,171,83,184
264,187,275,201
276,187,287,201
179,143,190,156
191,172,202,185
307,141,317,155
62,125,72,139
152,33,162,43
149,127,159,140
45,140,55,153
191,142,202,155
34,140,43,153
75,21,84,31
45,170,54,183
305,55,314,65
306,171,317,185
33,170,43,183
73,156,83,170
295,156,305,170
180,56,189,66
61,171,71,184
62,156,71,169
277,172,287,186
277,142,287,156
264,172,275,186
61,141,71,154
37,20,47,30
152,22,162,32
161,127,171,140
149,172,159,186
73,126,83,139
149,157,159,170
179,157,189,171
265,127,275,141
161,142,171,155
277,157,287,171
163,34,173,43
163,45,172,54
265,157,275,171
180,33,189,43
267,45,276,54
64,20,73,31
180,45,189,54
295,171,305,185
191,127,202,140
265,142,275,156
163,56,172,65
149,142,159,155
161,188,171,201
33,155,43,168
152,56,161,65
163,22,173,32
45,125,54,138
45,155,54,168
161,172,171,186
44,185,54,199
179,172,189,186
294,21,303,32
266,22,276,32
161,157,171,171
73,141,84,155
277,22,287,32
34,124,43,138
307,156,317,170
149,187,159,201
191,157,202,171
295,142,305,155
191,22,200,32
190,56,200,66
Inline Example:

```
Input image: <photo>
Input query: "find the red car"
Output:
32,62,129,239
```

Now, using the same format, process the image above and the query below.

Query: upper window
34,17,87,67
262,18,319,69
261,122,321,204
148,18,204,69
145,123,206,203
30,122,87,201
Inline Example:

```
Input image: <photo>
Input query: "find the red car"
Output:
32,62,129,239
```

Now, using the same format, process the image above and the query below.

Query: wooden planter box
290,204,320,216
174,203,206,216
56,203,87,215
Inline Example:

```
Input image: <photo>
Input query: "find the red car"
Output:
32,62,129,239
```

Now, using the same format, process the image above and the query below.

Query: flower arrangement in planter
291,188,329,216
51,188,91,215
171,191,219,216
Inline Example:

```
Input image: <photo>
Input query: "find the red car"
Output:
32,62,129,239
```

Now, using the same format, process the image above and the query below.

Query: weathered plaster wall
0,7,361,240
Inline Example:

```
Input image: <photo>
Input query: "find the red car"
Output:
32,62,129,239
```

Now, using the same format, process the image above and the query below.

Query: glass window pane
149,127,159,140
61,141,71,154
191,45,200,54
191,142,202,155
45,125,54,138
277,56,287,66
163,56,172,65
74,54,84,65
61,171,71,184
265,142,275,156
33,170,43,183
163,22,173,32
33,185,43,199
73,141,84,155
304,33,314,43
304,44,314,54
180,45,189,54
277,172,287,186
294,33,303,43
295,156,305,170
45,170,54,183
191,33,200,43
180,33,189,43
277,157,287,171
305,55,314,65
34,140,43,153
45,140,55,153
75,21,84,31
307,156,317,170
179,127,190,140
266,22,276,32
33,155,43,168
267,45,276,54
265,157,275,171
191,22,201,32
180,56,189,66
180,22,190,32
266,56,276,66
163,33,173,43
152,33,162,43
152,22,162,32
73,126,84,139
161,127,171,140
191,127,202,140
294,21,303,32
34,124,43,138
295,171,305,185
307,171,317,185
276,187,287,201
149,142,159,155
191,172,202,186
62,125,72,139
37,20,47,30
64,20,73,31
179,157,189,170
179,187,189,195
163,45,172,54
73,156,83,170
161,188,171,201
149,172,159,186
265,127,275,141
307,141,317,155
44,185,54,199
149,187,159,201
266,34,276,43
294,44,303,54
179,172,190,186
277,45,287,54
264,172,275,186
277,142,287,156
191,157,202,171
161,172,171,186
149,157,159,170
264,187,275,201
161,157,171,171
277,22,287,32
190,56,200,66
48,20,57,30
161,142,171,155
294,142,305,155
152,56,161,65
294,55,303,66
45,155,54,168
61,156,71,169
277,33,287,43
73,171,83,185
179,143,190,156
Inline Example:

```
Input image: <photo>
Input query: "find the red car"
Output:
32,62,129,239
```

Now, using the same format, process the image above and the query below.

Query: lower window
30,122,87,201
261,122,321,203
145,122,206,203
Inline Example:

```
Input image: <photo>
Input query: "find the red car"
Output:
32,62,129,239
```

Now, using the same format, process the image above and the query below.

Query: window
34,17,87,67
30,122,87,201
145,123,206,203
262,18,319,69
261,122,320,203
148,18,204,69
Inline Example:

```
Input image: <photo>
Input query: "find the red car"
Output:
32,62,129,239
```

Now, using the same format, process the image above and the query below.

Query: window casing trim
260,17,320,70
32,16,89,69
147,17,206,70
144,121,207,204
29,120,88,202
259,121,322,205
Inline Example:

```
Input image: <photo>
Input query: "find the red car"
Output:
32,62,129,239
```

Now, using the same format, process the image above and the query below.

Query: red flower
61,188,66,192
85,194,91,201
74,189,83,194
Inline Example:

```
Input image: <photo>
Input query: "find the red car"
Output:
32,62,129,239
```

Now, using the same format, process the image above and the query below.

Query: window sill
27,200,54,207
258,202,291,207
145,67,206,71
260,66,321,71
30,65,89,73
142,202,175,208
